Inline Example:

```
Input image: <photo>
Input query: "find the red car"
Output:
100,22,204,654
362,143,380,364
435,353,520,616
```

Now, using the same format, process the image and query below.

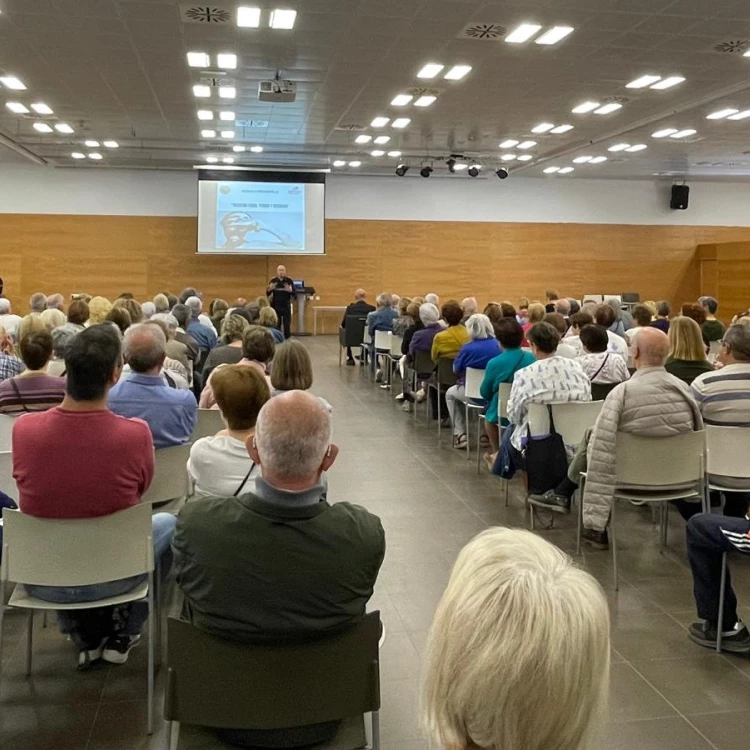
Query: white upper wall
0,164,749,227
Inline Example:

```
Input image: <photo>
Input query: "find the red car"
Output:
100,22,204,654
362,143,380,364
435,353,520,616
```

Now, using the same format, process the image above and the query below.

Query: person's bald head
277,265,287,278
633,327,669,368
461,297,478,317
123,323,166,374
355,288,367,301
250,390,337,488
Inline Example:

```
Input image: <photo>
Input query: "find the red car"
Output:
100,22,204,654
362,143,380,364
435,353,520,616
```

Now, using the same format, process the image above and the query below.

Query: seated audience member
398,302,427,409
0,325,24,382
141,301,156,319
593,304,628,359
517,296,530,317
202,313,249,383
367,292,398,336
210,298,229,331
500,302,517,319
29,292,47,314
0,330,65,414
483,302,504,338
554,298,571,319
256,295,269,310
86,296,112,325
682,302,707,329
431,300,469,361
46,293,65,311
271,339,331,411
524,302,546,335
179,286,197,304
392,296,413,337
607,297,632,334
446,314,501,448
699,295,725,345
108,324,197,447
567,298,581,315
170,303,200,364
563,311,594,356
259,306,284,343
544,289,559,314
577,325,630,385
480,319,536,460
188,365,270,500
424,528,609,750
543,313,576,358
425,292,440,307
60,299,89,334
409,303,442,358
0,298,21,338
143,319,190,388
49,327,76,376
18,313,47,342
244,300,261,323
185,295,217,353
341,289,376,365
460,297,478,323
105,306,131,336
642,300,657,318
13,324,173,668
665,316,713,385
624,303,653,351
152,312,190,372
651,300,671,333
113,297,143,325
153,293,170,314
40,307,66,333
173,391,385,748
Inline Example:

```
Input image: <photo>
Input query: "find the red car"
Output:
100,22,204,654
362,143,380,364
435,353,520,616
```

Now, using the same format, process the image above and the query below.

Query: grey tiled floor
2,335,750,749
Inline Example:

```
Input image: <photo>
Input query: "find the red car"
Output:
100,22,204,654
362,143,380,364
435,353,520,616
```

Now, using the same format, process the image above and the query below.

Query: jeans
445,384,467,437
687,514,750,630
27,513,176,648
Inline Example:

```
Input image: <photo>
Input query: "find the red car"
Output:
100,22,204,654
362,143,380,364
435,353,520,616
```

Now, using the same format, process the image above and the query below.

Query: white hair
123,323,166,372
425,293,439,306
0,298,10,314
465,313,494,340
461,297,478,316
424,528,610,750
185,295,202,316
419,303,440,326
152,312,178,334
255,391,331,482
141,301,156,319
376,292,392,308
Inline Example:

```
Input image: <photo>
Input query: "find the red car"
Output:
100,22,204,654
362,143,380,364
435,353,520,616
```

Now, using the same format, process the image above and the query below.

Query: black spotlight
446,158,456,174
420,166,433,178
468,166,480,178
395,164,409,177
495,168,509,180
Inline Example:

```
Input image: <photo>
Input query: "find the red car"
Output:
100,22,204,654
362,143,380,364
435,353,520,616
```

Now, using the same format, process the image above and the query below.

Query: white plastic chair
0,504,158,733
0,415,15,452
708,340,722,359
191,409,224,440
582,294,604,305
463,368,486,459
388,335,403,392
141,443,192,506
527,401,603,446
0,451,17,503
477,382,512,477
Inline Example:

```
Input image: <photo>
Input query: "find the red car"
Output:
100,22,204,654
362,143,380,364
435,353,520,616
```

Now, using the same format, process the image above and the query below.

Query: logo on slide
220,185,231,195
288,186,301,194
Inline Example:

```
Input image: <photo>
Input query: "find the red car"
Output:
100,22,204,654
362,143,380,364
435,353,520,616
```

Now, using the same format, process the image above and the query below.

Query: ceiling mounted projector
420,166,433,178
258,79,296,102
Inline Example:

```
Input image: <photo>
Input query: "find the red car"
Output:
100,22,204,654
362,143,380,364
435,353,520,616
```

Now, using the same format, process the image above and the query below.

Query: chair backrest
414,349,435,378
615,430,705,487
465,368,485,400
191,408,225,440
705,425,750,479
390,334,403,355
591,381,619,401
527,401,603,445
0,414,15,452
604,294,622,304
141,442,192,504
165,612,381,729
0,451,18,503
362,328,372,345
343,316,367,347
498,382,512,420
708,340,722,357
374,330,391,351
1,503,154,586
582,294,603,305
436,357,457,386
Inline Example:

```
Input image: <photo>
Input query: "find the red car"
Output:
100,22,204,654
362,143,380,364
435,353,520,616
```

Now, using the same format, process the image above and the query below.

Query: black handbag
523,405,569,495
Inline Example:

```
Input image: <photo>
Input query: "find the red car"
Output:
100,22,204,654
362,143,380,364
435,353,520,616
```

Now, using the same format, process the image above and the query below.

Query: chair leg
371,710,380,750
465,403,471,460
437,388,442,441
0,581,6,687
147,575,155,735
476,418,482,474
576,477,585,556
529,502,535,530
168,721,180,750
26,610,33,677
42,611,48,629
717,552,728,653
611,501,619,591
504,479,509,507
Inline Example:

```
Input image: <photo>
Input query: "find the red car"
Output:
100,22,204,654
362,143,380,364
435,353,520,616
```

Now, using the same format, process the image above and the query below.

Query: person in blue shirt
446,314,502,448
185,296,218,353
367,293,399,379
109,323,197,448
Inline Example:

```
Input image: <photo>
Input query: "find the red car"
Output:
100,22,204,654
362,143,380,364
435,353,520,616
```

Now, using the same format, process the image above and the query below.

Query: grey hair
51,326,78,359
123,323,166,372
255,391,332,482
0,298,10,314
419,303,440,326
376,292,392,308
29,292,47,313
423,527,610,750
151,312,178,335
466,313,495,340
46,293,65,310
185,295,202,316
141,301,156,319
425,293,439,306
724,324,750,361
555,299,571,315
699,296,718,315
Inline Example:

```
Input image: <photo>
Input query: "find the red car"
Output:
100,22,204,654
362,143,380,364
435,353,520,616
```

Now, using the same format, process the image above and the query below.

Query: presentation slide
197,171,325,255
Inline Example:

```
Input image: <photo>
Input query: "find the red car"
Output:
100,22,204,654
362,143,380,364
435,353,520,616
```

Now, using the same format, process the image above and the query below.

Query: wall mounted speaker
670,184,689,210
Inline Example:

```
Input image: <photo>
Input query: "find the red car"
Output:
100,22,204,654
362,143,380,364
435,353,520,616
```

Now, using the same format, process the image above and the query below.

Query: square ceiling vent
180,4,233,24
457,23,507,41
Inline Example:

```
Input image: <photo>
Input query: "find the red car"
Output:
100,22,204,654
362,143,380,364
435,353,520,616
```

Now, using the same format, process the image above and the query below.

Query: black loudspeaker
670,184,690,210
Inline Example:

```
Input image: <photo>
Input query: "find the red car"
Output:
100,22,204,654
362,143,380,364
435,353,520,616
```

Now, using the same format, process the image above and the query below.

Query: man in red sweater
12,324,175,669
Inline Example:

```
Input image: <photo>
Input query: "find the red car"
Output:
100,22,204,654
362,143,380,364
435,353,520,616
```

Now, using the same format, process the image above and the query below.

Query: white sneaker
102,634,142,665
77,638,107,671
394,393,405,402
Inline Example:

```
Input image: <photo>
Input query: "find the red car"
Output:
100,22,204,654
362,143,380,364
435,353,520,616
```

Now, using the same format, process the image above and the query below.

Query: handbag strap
546,403,559,435
590,353,609,382
233,463,256,497
9,377,30,413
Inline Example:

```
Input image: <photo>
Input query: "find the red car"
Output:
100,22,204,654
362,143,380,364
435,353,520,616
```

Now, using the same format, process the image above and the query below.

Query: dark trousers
675,491,750,523
274,306,292,339
687,514,750,630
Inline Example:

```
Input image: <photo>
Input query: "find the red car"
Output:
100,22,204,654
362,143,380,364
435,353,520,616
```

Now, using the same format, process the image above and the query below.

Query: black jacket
341,300,375,327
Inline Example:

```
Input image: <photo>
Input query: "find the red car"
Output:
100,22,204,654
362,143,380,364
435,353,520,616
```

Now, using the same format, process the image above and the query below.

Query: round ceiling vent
712,39,750,54
458,23,507,41
180,5,233,24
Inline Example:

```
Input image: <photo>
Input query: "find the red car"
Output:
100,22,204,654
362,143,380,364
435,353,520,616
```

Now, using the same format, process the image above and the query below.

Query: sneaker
401,402,413,413
415,388,426,403
454,435,468,449
528,490,571,514
346,358,356,367
394,393,405,402
380,383,390,389
77,638,107,671
689,620,750,653
102,634,142,665
581,527,609,550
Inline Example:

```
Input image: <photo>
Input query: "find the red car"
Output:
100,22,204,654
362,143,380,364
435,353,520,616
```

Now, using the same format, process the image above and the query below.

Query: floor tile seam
83,699,104,750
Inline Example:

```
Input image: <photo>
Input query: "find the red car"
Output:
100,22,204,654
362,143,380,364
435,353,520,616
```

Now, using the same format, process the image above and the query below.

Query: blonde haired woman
39,308,66,332
665,316,713,385
424,528,609,750
87,296,112,325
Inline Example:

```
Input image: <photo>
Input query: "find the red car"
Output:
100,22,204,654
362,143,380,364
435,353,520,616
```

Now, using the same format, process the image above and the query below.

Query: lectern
293,286,315,336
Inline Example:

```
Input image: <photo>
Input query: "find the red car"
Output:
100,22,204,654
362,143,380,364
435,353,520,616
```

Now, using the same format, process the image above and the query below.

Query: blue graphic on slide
216,182,305,250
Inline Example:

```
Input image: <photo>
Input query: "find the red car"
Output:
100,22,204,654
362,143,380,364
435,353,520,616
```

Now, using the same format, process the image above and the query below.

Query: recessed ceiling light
414,95,437,107
391,94,413,106
543,166,560,173
535,26,574,45
499,139,520,148
5,102,29,113
348,160,361,167
103,140,118,148
392,118,410,129
517,140,537,149
219,86,236,99
572,156,592,163
505,23,542,44
201,129,216,138
594,103,622,115
33,122,53,133
250,145,263,153
233,145,246,152
651,76,685,90
220,130,235,138
222,157,234,164
517,154,533,161
206,156,218,163
387,150,402,157
55,123,74,134
88,153,103,160
550,124,574,133
371,117,390,128
652,128,678,138
500,154,517,161
590,156,607,164
197,110,213,120
71,152,85,159
333,160,346,167
444,65,472,80
373,135,390,144
608,143,630,152
417,63,445,79
193,85,211,98
453,163,467,170
707,108,738,119
30,102,53,115
84,140,100,147
626,75,662,89
187,52,210,68
216,53,238,70
558,167,574,174
531,122,555,133
728,110,750,120
670,129,697,138
626,144,647,152
236,6,261,27
269,9,297,29
371,150,385,157
572,101,600,114
219,111,235,121
355,134,372,144
0,76,26,90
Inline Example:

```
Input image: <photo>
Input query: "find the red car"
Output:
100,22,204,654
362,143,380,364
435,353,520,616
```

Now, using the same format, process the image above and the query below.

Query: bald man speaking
266,264,295,339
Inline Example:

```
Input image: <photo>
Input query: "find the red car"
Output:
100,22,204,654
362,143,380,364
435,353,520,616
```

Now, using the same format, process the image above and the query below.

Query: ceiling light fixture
572,156,592,163
728,110,750,120
531,122,555,133
391,94,413,106
453,163,468,171
535,26,574,45
626,144,647,152
333,160,346,167
371,150,385,157
417,63,445,79
572,101,600,114
355,134,372,144
220,130,235,138
505,23,542,44
395,164,409,177
543,166,560,173
206,156,218,163
30,102,53,115
495,168,509,179
387,150,402,157
670,129,697,138
250,145,263,153
237,6,261,27
222,157,234,164
558,167,574,174
550,124,574,133
626,74,662,89
499,139,519,148
420,165,433,178
219,111,235,121
590,156,607,164
187,52,210,68
468,165,481,177
516,154,533,161
219,87,236,99
414,95,437,107
373,135,390,144
217,53,238,70
707,108,739,119
55,123,74,134
201,129,217,138
594,103,622,115
71,152,85,159
5,102,29,113
444,65,472,80
651,76,685,90
371,117,390,128
193,85,211,98
500,154,517,161
84,140,100,148
0,76,26,90
33,122,53,133
348,160,361,167
103,140,118,148
517,140,537,149
197,110,213,120
88,153,103,160
607,143,630,152
233,145,246,152
392,118,410,128
652,128,678,138
269,9,297,29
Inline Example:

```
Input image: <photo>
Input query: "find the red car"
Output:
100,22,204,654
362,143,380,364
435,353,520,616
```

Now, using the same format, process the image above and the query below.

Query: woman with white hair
445,313,501,448
424,527,610,750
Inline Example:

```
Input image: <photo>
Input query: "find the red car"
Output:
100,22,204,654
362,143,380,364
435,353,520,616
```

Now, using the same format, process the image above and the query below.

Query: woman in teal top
480,318,536,459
